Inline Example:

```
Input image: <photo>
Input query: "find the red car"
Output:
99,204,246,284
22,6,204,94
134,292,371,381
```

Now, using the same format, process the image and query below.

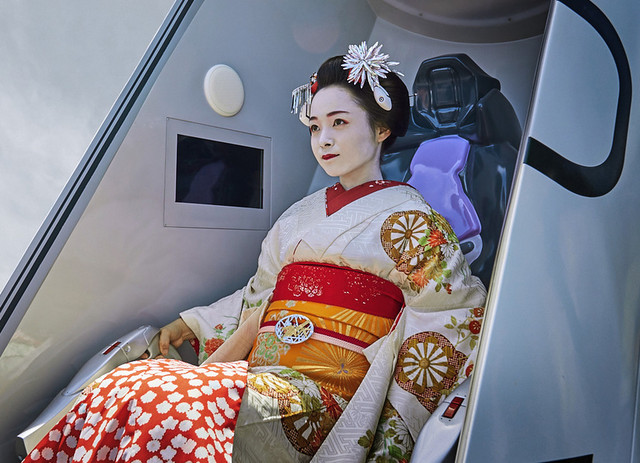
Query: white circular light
203,64,244,117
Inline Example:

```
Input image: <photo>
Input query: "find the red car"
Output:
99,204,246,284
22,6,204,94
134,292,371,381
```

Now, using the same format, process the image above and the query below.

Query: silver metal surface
459,1,640,460
367,0,549,42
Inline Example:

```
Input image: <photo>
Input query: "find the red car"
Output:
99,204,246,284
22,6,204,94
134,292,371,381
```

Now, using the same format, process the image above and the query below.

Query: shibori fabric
25,359,247,463
182,181,486,461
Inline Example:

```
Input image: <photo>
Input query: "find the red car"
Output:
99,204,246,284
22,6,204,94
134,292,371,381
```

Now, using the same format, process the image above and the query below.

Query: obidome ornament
275,314,314,344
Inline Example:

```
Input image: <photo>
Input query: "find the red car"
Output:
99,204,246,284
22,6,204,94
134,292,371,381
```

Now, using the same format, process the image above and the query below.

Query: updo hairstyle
314,55,410,154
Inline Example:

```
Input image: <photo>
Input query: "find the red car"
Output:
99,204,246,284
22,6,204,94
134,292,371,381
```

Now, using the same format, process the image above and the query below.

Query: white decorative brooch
275,314,314,344
342,41,402,111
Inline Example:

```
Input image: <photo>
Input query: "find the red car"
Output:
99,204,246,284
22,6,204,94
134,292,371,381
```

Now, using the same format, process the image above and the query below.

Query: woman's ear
376,126,391,144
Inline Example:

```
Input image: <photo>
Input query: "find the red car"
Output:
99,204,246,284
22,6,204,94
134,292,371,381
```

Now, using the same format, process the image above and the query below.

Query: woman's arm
201,309,261,364
155,308,260,362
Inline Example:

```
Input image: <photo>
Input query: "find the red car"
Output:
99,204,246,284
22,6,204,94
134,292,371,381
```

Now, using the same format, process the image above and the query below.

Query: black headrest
412,54,501,135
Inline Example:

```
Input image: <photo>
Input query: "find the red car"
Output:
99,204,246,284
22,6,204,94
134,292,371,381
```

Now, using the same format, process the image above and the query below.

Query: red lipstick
322,153,339,160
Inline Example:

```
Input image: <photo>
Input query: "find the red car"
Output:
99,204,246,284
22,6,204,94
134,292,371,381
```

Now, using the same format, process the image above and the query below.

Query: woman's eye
334,119,347,126
309,124,319,133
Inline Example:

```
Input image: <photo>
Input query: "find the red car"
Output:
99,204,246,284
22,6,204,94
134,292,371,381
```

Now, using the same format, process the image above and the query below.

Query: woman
25,42,486,463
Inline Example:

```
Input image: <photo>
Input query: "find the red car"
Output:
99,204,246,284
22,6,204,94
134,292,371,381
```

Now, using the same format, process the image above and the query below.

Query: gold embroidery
381,210,460,291
394,331,466,413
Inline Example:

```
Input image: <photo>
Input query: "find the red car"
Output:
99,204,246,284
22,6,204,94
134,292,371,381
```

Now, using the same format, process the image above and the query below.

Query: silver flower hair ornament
342,41,402,111
290,41,402,124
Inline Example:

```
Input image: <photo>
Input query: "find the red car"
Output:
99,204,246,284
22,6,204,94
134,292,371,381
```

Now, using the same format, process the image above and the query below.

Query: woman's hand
157,318,195,357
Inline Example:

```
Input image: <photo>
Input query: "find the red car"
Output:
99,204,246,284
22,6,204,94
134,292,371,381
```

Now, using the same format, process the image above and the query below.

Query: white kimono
181,181,486,462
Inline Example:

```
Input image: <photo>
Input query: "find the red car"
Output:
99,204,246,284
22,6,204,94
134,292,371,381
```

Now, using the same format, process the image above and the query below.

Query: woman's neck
339,165,383,190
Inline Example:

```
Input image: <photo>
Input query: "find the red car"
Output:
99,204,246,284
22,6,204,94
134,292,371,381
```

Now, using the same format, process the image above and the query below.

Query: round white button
203,64,244,117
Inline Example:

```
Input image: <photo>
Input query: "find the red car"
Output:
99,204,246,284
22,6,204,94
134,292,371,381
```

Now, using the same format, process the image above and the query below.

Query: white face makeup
309,86,389,190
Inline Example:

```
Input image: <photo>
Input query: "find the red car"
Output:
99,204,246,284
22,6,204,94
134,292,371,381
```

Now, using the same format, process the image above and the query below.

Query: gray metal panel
0,0,203,357
0,1,377,460
459,0,640,461
367,0,549,43
0,0,174,292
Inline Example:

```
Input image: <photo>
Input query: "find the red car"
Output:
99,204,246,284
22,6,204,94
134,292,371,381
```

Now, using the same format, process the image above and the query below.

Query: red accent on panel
102,341,121,355
442,396,465,419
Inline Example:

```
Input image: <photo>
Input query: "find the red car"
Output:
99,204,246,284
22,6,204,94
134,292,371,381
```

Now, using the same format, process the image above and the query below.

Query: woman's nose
319,128,334,146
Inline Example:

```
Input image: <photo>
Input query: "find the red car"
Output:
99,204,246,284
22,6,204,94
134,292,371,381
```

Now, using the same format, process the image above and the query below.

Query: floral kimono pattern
182,181,486,462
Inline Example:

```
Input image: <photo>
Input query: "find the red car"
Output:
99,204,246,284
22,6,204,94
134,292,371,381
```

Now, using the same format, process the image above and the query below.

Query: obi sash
248,262,403,400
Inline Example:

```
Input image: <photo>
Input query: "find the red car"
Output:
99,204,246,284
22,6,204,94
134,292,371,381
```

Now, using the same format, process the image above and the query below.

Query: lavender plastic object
408,135,481,241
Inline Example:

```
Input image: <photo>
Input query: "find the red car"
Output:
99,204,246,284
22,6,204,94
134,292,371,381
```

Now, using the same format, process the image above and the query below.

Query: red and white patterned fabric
325,180,410,216
25,359,247,463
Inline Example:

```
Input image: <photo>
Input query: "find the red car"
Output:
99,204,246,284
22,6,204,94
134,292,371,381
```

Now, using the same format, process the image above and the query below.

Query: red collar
325,180,408,216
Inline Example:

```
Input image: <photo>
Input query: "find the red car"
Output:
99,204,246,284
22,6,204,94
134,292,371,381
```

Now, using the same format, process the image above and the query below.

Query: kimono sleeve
379,207,487,441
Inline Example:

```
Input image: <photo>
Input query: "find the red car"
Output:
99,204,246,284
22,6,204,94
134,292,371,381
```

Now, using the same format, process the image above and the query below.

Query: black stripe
542,454,593,463
524,0,631,197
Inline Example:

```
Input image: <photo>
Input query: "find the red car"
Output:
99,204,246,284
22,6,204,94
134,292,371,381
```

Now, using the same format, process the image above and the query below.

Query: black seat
381,54,521,287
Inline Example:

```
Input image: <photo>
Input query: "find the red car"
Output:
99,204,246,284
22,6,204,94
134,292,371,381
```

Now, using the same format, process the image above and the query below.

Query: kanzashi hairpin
290,41,402,123
342,41,402,111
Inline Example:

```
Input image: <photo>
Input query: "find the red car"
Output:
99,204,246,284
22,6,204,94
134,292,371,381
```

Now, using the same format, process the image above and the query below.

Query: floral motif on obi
277,265,324,298
380,210,460,292
394,331,467,413
344,270,382,301
279,386,344,456
247,369,301,402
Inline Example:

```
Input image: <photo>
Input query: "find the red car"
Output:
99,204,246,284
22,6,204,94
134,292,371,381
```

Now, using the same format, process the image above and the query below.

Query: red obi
248,262,404,400
272,261,404,318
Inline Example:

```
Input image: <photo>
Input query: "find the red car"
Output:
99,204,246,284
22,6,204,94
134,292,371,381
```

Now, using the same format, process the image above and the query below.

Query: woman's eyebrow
309,110,350,121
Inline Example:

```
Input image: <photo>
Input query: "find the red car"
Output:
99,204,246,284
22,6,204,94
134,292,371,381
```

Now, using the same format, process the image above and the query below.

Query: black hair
314,55,409,154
